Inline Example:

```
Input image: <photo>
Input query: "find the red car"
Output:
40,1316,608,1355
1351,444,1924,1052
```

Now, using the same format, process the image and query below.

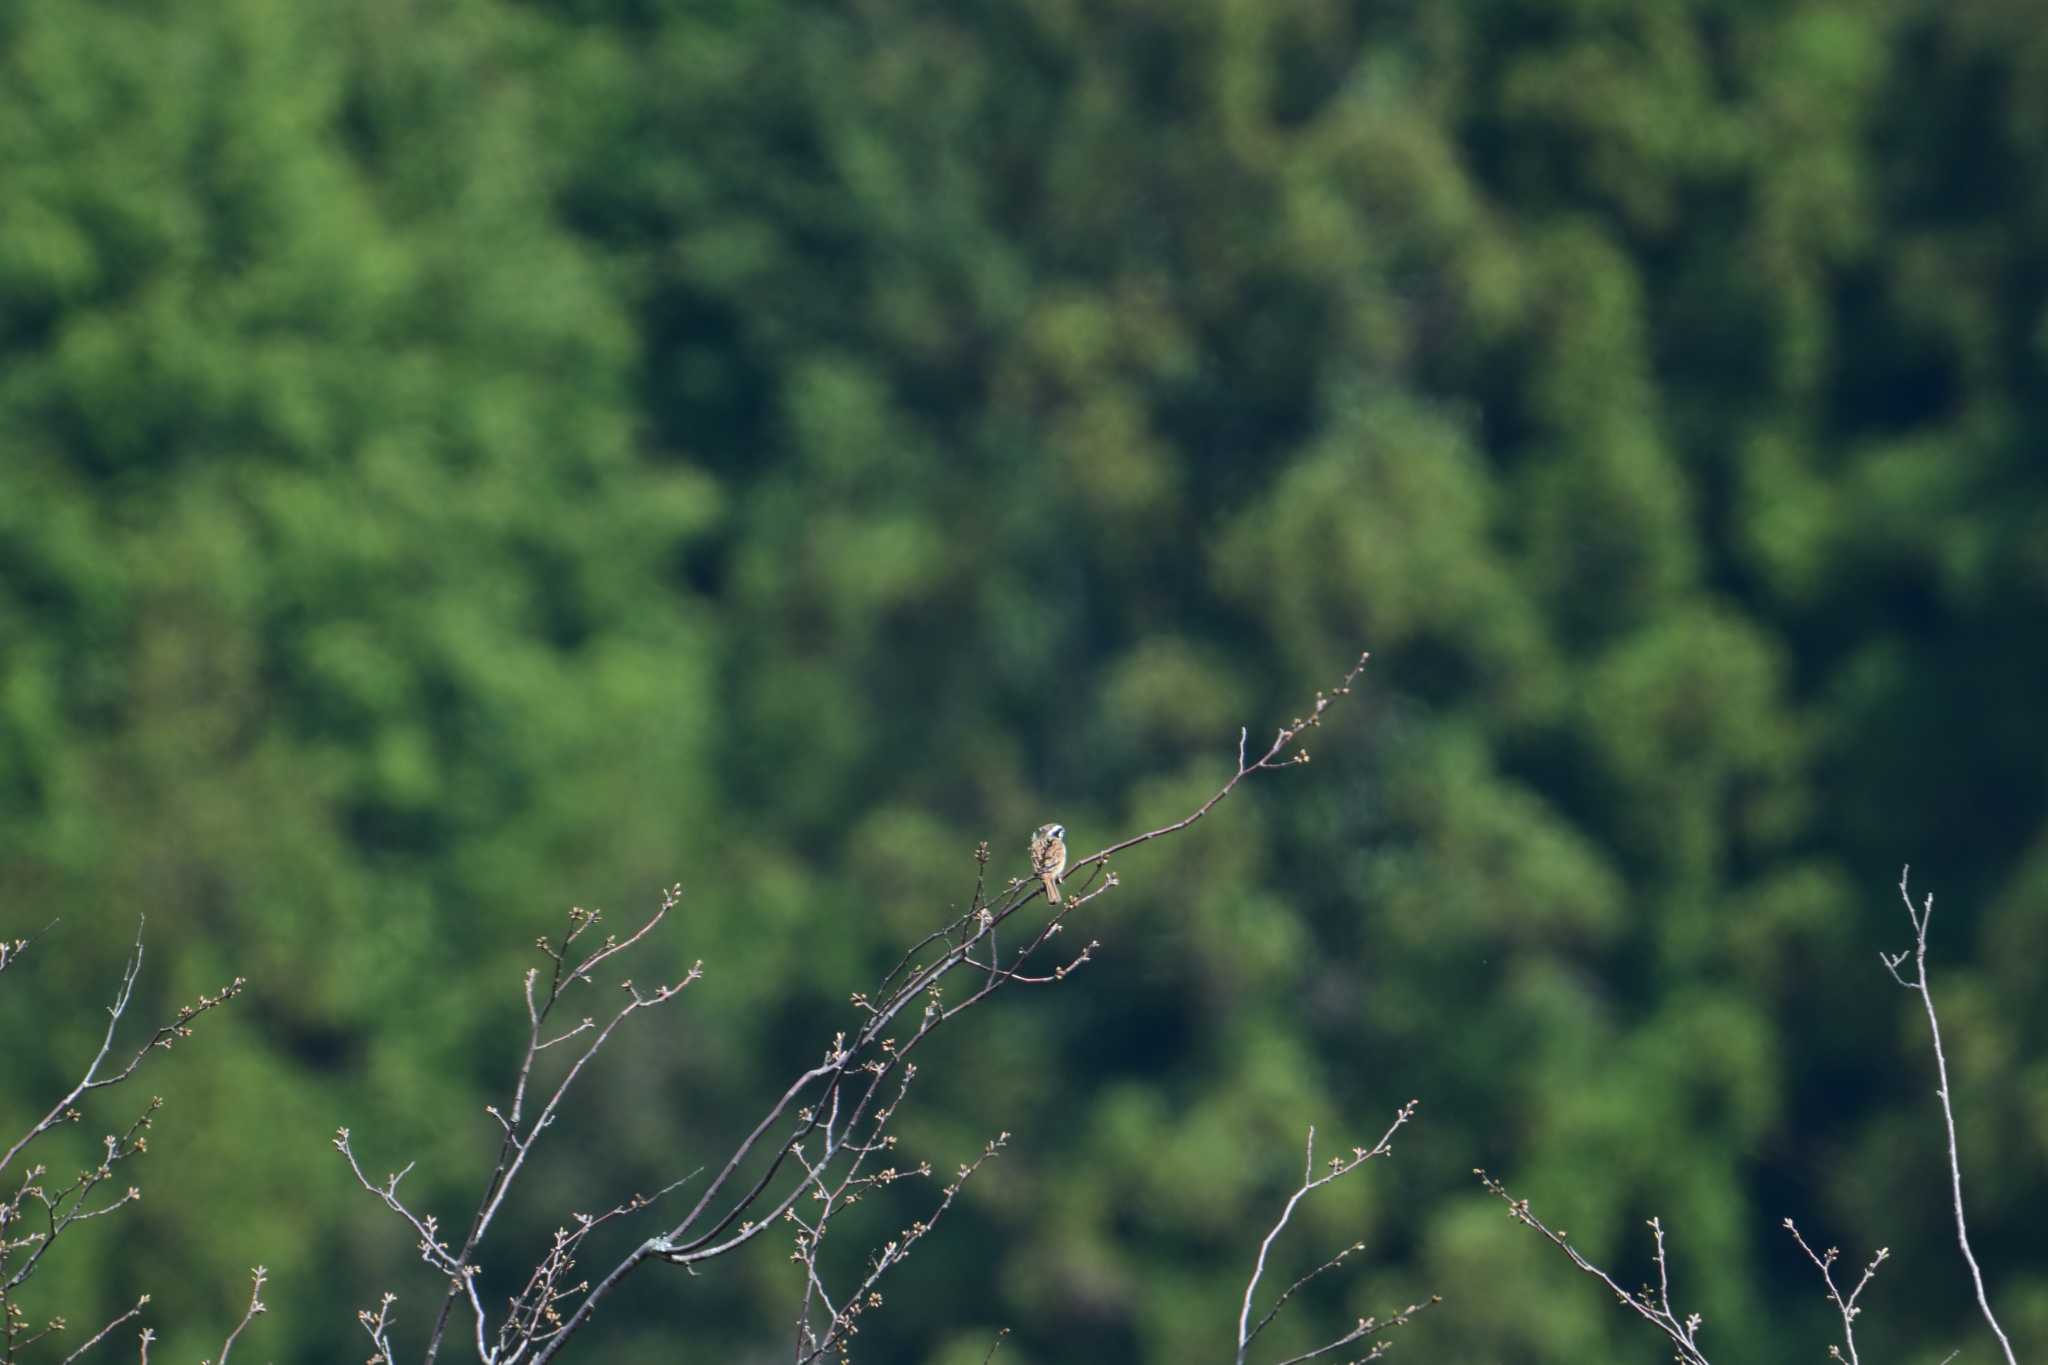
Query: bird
1029,823,1068,904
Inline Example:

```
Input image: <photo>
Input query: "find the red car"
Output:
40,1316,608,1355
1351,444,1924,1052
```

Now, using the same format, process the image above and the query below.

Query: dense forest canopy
2,0,2044,1360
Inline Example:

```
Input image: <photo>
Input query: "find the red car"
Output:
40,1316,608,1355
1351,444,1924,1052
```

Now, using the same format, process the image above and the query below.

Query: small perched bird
1029,823,1068,904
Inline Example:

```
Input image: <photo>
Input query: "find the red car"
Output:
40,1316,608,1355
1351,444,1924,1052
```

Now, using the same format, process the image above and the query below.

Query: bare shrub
0,921,244,1363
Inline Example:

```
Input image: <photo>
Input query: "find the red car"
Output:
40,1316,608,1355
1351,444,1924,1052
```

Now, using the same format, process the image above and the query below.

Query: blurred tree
0,0,2043,1360
0,0,718,1354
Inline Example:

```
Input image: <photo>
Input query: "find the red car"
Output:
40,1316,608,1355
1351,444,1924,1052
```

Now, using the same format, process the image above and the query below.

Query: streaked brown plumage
1029,823,1067,904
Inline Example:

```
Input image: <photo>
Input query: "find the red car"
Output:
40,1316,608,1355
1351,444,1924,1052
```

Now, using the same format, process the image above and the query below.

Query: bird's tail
1042,876,1060,905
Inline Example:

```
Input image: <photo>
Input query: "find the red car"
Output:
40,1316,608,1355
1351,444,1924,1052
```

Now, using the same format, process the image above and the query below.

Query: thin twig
1267,1298,1436,1365
56,1298,148,1365
0,921,57,978
1882,867,2018,1365
210,1267,267,1365
1074,653,1370,882
1247,1244,1365,1352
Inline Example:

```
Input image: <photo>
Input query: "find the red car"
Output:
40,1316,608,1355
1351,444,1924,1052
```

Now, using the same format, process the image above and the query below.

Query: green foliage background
3,0,2045,1360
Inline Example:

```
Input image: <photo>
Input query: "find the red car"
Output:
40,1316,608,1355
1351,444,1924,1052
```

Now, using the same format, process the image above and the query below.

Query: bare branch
57,1297,148,1365
1074,653,1369,881
1238,1102,1416,1363
207,1267,267,1365
356,1293,399,1365
1266,1295,1436,1365
419,893,697,1365
329,888,699,1365
1476,1173,1711,1365
1885,867,2018,1365
1782,1220,1884,1365
5,1101,161,1294
0,922,56,980
0,920,243,1182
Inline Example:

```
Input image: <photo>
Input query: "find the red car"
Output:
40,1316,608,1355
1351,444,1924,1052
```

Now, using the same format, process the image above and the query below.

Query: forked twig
1237,1102,1428,1365
1782,1220,1884,1365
